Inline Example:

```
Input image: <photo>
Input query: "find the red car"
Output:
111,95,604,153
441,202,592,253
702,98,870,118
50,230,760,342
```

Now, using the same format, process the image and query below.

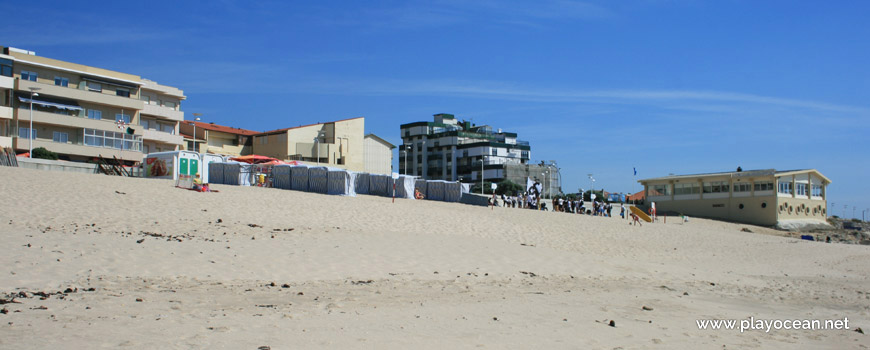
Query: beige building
638,169,831,226
1,46,185,164
253,117,365,171
363,133,395,175
139,79,185,154
179,120,257,156
0,53,13,148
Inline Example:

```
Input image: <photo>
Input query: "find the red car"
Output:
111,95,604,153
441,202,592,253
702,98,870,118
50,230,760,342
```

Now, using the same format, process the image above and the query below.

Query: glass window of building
87,81,102,92
54,76,69,87
21,71,37,81
87,110,102,120
52,131,68,143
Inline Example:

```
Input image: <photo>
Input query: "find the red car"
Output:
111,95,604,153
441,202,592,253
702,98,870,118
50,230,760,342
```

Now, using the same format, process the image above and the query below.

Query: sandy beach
0,166,867,349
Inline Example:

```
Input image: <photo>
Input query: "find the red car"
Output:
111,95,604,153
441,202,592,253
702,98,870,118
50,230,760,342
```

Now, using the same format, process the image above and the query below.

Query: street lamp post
403,145,411,176
28,87,41,158
313,131,325,165
480,155,484,195
587,174,595,199
314,137,319,166
191,113,201,153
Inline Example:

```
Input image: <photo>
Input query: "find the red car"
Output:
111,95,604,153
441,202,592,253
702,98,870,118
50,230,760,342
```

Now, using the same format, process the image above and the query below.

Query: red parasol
228,155,280,164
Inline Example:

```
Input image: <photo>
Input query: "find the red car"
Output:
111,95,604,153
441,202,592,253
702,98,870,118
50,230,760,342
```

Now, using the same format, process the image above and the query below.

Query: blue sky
5,0,869,218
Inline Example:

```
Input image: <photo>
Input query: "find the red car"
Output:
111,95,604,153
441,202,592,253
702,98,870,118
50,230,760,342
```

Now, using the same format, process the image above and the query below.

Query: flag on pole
633,167,637,176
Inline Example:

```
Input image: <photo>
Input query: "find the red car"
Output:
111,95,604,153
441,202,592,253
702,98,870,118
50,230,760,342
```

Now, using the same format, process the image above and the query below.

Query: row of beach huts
143,150,470,202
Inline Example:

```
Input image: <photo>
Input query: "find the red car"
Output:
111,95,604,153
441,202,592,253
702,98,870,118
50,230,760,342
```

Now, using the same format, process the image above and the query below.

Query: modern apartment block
0,46,184,164
399,113,536,184
179,120,257,156
252,117,365,171
638,169,831,226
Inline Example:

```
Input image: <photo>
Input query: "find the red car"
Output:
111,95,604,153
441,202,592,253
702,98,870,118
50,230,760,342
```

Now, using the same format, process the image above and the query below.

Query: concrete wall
648,194,779,226
364,136,393,175
17,157,98,174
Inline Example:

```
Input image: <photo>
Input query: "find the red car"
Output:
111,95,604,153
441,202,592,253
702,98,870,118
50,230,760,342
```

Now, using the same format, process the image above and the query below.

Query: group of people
495,192,544,210
493,193,632,219
551,196,624,217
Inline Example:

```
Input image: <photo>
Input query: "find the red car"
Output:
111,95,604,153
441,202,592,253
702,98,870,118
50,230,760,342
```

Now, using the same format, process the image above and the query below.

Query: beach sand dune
0,167,867,349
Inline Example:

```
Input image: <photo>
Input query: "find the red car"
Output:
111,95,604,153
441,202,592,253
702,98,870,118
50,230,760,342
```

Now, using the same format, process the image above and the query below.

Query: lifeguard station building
638,169,830,227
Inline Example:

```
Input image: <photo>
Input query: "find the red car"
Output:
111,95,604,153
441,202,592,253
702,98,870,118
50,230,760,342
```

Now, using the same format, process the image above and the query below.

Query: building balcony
0,75,14,89
140,79,185,98
141,103,184,122
13,107,148,133
139,127,183,145
17,79,143,110
12,137,143,162
0,106,11,120
16,107,119,130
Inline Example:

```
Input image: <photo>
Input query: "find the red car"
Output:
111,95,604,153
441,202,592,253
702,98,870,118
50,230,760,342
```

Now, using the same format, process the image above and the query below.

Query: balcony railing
17,79,144,111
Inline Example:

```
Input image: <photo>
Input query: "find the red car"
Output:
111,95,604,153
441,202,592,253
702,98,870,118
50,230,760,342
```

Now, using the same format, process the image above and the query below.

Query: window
116,88,130,97
163,101,176,109
21,71,37,81
674,183,700,195
491,148,497,156
161,123,174,134
87,81,102,92
754,181,773,191
0,58,12,77
703,181,729,193
796,183,807,196
733,182,751,192
812,184,823,197
87,110,102,120
140,119,150,129
463,150,469,158
18,127,36,139
141,95,150,104
778,181,793,194
115,113,131,123
52,131,68,143
84,128,141,151
651,184,670,196
54,76,69,87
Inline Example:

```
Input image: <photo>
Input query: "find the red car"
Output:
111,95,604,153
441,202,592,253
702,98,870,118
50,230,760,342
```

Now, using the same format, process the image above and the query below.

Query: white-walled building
363,133,394,175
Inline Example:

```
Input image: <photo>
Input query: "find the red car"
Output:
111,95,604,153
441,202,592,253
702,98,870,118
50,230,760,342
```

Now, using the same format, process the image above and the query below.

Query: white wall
364,137,393,175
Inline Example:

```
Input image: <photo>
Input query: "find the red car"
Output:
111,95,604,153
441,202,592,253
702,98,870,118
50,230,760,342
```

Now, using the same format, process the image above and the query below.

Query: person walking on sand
630,212,642,226
620,203,626,219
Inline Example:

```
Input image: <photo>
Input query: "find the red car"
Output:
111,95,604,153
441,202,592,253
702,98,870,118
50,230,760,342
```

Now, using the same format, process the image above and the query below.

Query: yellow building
1,46,184,164
179,120,257,156
253,117,365,171
638,169,831,227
